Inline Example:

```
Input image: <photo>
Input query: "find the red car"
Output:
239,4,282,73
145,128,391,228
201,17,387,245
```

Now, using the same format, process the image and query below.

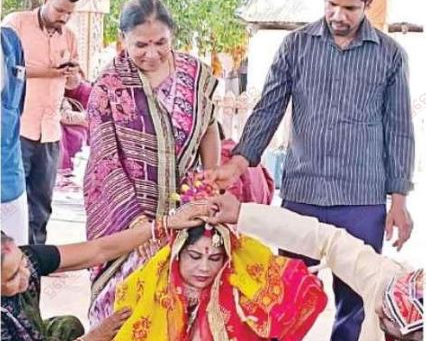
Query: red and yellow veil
114,223,327,341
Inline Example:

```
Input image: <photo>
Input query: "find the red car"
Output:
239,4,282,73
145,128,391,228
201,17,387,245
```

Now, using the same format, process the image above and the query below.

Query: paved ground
40,157,425,338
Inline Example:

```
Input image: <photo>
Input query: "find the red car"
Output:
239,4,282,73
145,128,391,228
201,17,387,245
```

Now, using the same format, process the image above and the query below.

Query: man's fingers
397,224,412,251
206,216,219,225
385,215,393,241
186,218,206,228
206,211,225,225
203,169,216,183
207,197,222,211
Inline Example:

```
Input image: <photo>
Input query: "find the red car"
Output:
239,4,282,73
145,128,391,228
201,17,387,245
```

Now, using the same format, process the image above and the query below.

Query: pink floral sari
83,51,218,325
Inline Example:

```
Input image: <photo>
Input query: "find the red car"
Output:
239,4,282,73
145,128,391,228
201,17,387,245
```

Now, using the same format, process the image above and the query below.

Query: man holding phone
3,0,81,244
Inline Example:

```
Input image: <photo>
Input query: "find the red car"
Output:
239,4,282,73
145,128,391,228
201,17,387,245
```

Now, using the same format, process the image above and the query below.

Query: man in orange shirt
3,0,81,244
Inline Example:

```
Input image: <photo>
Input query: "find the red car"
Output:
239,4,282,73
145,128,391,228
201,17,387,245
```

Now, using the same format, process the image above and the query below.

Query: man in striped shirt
207,0,415,340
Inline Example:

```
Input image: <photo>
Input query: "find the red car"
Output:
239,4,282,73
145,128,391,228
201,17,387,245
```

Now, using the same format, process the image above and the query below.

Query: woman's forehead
127,20,171,41
187,236,224,253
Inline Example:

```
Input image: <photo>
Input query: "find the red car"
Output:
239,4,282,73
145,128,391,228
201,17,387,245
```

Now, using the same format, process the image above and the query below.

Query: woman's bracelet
129,215,148,230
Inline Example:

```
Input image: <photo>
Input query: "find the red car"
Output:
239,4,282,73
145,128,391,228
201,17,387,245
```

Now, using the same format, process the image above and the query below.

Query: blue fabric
233,18,415,206
263,148,286,189
1,27,26,203
280,200,386,341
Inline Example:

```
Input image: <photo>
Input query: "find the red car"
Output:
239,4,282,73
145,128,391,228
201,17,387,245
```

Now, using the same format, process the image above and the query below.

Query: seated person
1,203,204,341
218,123,274,204
205,194,424,341
58,97,88,181
58,79,92,184
114,223,327,340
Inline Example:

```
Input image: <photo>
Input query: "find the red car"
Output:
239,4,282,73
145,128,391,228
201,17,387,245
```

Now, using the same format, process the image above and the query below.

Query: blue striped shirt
233,18,415,206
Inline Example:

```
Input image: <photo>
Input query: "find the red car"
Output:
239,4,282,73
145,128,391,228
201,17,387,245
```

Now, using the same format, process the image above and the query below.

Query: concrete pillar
68,0,110,80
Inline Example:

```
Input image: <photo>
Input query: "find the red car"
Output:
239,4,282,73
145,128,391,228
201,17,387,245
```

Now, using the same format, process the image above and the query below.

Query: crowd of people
1,0,423,340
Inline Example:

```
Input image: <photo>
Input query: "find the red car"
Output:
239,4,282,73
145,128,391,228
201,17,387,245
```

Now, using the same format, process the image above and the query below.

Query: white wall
247,29,292,149
247,29,289,93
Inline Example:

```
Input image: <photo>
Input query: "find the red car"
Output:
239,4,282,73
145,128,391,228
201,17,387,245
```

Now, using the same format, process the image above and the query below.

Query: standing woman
83,0,220,326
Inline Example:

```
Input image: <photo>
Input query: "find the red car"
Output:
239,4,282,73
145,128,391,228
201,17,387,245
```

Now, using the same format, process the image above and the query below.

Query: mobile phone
57,61,78,69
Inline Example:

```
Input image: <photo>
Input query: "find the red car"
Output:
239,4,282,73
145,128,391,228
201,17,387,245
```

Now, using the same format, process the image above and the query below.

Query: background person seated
57,80,92,189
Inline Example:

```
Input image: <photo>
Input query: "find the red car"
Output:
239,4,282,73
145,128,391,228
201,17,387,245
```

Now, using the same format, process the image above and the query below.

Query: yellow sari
114,226,327,340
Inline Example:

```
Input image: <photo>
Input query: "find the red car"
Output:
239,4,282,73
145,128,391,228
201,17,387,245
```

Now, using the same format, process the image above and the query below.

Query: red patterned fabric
114,227,328,340
221,139,274,205
382,269,423,336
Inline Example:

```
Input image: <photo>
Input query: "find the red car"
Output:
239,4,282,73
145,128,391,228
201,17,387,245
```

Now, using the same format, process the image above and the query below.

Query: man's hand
49,65,75,78
385,194,413,251
204,155,249,190
83,308,132,341
206,193,241,225
167,202,210,229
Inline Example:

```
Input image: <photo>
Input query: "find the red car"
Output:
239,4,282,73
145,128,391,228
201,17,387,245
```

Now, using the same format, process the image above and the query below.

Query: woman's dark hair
182,224,207,249
119,0,175,34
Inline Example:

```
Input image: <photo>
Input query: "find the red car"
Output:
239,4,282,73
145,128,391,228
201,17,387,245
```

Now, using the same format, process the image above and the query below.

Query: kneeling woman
114,224,328,340
1,204,205,341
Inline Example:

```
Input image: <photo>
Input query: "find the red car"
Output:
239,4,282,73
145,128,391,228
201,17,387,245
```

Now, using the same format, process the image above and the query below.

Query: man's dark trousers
21,137,59,244
280,200,386,341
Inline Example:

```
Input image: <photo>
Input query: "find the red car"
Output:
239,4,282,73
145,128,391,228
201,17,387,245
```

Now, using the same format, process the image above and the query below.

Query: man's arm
383,48,415,251
25,65,69,78
237,203,408,299
206,37,294,188
232,36,294,167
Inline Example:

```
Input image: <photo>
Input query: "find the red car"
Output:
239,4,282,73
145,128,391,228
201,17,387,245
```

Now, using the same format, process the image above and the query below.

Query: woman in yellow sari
114,222,328,340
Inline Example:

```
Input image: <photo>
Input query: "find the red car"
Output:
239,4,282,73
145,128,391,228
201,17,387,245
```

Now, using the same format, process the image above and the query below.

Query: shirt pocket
342,75,385,123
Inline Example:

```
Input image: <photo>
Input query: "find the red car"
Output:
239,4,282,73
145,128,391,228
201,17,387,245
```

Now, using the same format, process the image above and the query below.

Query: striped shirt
233,18,415,206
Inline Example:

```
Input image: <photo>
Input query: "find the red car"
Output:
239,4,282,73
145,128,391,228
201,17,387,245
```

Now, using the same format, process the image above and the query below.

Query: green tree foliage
2,0,247,55
2,0,41,18
104,0,246,54
103,0,123,45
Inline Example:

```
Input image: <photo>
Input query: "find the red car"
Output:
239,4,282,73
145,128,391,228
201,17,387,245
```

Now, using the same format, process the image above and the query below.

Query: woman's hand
82,308,132,341
168,202,210,229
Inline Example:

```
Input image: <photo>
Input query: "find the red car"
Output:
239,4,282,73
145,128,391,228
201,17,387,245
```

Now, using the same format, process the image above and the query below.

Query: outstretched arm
55,202,208,273
206,194,408,298
237,203,408,298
